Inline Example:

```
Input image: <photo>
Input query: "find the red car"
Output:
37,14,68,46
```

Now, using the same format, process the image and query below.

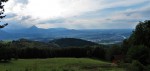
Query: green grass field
0,58,125,71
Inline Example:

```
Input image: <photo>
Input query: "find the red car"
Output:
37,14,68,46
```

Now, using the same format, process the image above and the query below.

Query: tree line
0,41,107,61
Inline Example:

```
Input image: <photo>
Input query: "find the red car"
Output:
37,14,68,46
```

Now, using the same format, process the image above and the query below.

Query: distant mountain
49,38,98,47
29,25,38,30
0,30,12,40
1,26,133,44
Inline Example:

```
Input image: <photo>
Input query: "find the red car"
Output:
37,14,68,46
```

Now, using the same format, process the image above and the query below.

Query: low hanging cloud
3,0,150,29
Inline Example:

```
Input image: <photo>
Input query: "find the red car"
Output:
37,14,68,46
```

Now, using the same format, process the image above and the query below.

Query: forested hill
49,38,98,48
7,38,98,48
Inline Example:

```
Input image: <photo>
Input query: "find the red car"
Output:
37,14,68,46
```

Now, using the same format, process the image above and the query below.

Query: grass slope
0,58,125,71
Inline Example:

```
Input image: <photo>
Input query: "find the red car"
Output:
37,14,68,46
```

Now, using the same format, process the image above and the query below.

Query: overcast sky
2,0,150,29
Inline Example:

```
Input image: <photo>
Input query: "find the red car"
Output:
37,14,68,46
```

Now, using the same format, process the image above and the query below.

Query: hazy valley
1,26,132,44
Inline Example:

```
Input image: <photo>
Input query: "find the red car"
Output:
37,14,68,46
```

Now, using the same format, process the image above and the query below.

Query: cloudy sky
2,0,150,29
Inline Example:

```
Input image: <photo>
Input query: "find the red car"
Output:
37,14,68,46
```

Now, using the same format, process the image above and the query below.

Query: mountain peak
29,25,38,29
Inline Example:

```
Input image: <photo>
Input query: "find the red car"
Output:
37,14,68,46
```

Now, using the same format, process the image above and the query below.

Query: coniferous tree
0,0,8,28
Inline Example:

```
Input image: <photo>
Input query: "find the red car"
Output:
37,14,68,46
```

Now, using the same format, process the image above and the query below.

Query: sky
1,0,150,29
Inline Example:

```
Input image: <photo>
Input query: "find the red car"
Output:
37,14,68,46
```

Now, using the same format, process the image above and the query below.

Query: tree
0,42,12,62
0,0,8,28
127,45,150,65
128,20,150,47
92,46,105,59
105,45,123,61
123,20,150,65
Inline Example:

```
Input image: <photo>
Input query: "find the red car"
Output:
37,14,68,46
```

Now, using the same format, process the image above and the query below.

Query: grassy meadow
0,58,125,71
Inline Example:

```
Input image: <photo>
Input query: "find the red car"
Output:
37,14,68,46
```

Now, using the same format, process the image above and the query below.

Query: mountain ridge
0,26,132,44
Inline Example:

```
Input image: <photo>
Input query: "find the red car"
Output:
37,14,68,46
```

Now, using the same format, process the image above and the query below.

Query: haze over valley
1,25,132,44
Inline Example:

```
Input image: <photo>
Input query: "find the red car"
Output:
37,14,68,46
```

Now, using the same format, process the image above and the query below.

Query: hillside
49,38,98,47
0,58,125,71
11,38,59,48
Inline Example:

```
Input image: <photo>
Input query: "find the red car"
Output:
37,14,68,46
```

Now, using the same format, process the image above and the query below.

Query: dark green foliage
127,45,150,65
0,43,12,61
11,38,59,48
105,45,123,61
91,46,106,59
123,20,150,65
128,20,150,47
0,39,106,59
127,60,144,71
145,65,150,71
49,38,98,48
122,39,130,54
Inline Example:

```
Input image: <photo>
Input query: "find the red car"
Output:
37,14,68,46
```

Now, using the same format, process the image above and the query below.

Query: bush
127,60,144,71
127,45,150,65
144,65,150,71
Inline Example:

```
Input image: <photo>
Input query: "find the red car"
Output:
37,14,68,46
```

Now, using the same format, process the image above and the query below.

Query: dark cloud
106,19,111,21
140,8,150,18
3,19,28,29
16,0,28,4
41,18,65,24
5,13,17,19
113,19,138,22
124,7,150,21
20,16,32,21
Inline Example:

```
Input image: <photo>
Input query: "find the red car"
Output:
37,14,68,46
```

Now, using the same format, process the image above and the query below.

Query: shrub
127,45,150,65
127,60,144,71
144,65,150,71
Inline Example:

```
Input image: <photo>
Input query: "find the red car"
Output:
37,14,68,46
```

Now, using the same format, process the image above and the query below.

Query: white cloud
5,0,102,19
3,0,150,29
